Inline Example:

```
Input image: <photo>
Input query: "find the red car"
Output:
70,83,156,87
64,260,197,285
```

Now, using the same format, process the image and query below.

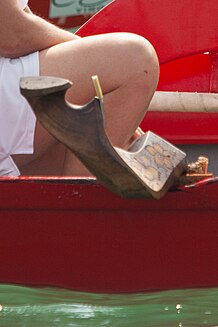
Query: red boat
0,0,218,293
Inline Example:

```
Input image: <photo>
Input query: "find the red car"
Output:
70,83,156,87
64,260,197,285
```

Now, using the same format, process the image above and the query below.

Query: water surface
1,285,218,326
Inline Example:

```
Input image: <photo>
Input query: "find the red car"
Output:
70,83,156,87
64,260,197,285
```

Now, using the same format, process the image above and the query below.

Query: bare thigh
30,32,159,176
39,32,159,143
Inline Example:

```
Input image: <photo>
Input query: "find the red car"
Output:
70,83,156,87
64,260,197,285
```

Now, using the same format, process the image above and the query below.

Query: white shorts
0,51,39,176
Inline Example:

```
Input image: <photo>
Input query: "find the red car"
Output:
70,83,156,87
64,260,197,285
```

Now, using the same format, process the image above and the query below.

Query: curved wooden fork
20,76,186,199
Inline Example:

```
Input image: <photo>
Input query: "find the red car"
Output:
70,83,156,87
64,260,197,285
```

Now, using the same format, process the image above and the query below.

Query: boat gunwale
1,176,218,211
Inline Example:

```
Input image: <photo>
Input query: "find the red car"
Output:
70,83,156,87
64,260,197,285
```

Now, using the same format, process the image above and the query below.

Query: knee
120,32,160,89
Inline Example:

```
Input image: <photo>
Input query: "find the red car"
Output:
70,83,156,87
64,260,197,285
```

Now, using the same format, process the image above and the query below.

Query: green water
1,285,218,326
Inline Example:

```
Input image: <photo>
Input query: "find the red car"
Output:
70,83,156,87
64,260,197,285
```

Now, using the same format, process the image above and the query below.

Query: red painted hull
0,0,218,293
0,177,218,293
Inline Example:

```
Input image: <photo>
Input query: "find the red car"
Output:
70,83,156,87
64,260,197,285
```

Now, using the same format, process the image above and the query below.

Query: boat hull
1,177,218,293
1,0,218,293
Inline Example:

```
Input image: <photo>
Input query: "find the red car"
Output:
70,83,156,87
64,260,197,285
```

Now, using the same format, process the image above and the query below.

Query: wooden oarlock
20,76,187,199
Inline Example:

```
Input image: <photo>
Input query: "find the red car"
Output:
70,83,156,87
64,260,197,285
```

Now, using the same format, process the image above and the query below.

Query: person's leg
36,32,159,175
40,33,159,144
